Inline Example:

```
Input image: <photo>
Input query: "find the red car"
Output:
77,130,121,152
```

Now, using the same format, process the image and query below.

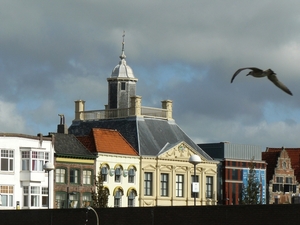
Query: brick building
262,147,300,204
198,142,267,205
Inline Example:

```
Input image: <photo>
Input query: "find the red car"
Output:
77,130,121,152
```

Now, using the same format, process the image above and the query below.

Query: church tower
107,32,138,109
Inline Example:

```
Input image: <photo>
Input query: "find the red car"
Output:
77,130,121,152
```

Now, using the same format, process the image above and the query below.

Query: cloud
1,0,300,149
0,99,26,133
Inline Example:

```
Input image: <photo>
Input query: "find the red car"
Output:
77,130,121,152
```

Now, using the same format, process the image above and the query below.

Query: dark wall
1,204,300,225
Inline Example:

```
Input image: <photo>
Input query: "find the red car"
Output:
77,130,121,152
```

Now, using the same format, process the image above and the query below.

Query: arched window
128,167,136,183
114,187,123,207
115,165,123,183
101,164,109,182
128,189,137,207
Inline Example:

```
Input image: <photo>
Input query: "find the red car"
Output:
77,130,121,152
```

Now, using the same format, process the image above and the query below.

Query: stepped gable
263,147,300,183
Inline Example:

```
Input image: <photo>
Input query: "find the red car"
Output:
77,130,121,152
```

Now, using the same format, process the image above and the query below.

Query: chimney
57,114,68,134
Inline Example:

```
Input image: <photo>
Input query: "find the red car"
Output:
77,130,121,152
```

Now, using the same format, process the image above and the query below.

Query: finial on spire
120,30,126,60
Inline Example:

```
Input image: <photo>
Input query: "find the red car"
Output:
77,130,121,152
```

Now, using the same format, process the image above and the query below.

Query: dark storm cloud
1,0,300,148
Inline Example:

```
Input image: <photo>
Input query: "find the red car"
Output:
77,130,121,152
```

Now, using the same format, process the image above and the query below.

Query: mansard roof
69,116,213,160
77,128,138,156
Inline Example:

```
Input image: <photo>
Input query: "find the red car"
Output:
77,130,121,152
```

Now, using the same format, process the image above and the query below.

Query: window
206,176,213,199
55,168,66,183
23,186,29,207
82,192,92,207
21,151,30,171
101,166,108,182
282,162,287,169
161,173,169,196
144,172,153,196
42,187,48,207
121,82,126,90
284,184,295,193
191,175,199,198
286,177,292,184
70,169,79,184
128,189,137,207
176,174,184,197
128,168,136,183
21,150,48,172
1,149,14,171
55,192,67,208
0,185,14,207
276,177,283,183
31,186,40,207
83,170,92,185
114,188,123,207
115,166,122,183
273,184,284,192
232,169,238,180
32,151,46,171
69,192,79,208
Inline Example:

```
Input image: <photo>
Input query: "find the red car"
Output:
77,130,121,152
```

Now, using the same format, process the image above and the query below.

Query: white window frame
161,173,169,197
144,172,153,196
0,149,14,172
55,168,66,183
0,185,14,207
30,186,40,207
83,170,92,185
176,174,184,197
206,176,213,199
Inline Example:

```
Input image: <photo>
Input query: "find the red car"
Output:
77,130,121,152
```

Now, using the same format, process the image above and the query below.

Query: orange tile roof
77,128,138,156
263,147,300,183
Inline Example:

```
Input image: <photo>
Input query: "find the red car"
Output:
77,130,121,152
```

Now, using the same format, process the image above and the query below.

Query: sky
1,0,300,150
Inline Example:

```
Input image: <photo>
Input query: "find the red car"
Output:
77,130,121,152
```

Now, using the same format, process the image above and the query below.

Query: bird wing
267,74,293,96
231,67,262,83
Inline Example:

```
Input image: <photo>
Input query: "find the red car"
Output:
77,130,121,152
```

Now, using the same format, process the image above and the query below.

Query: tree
240,157,261,205
91,171,109,208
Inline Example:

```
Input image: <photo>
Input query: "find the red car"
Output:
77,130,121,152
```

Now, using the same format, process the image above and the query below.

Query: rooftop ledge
75,106,171,121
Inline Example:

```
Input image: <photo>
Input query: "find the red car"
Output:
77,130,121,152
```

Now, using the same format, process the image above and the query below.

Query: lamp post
43,162,55,209
87,206,99,225
189,155,201,206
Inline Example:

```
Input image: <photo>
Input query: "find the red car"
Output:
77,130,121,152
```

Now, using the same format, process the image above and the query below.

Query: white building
0,133,54,209
77,128,140,207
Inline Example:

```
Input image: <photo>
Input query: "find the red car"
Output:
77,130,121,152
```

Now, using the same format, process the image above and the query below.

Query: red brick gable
263,147,300,183
77,128,138,156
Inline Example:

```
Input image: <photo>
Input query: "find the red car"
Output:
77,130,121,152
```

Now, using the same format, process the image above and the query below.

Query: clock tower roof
111,31,136,80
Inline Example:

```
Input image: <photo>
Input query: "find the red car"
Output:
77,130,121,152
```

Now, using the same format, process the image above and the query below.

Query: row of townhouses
1,38,300,209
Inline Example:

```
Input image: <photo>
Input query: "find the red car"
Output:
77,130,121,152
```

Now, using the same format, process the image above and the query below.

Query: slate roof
51,133,96,159
68,116,213,160
262,147,300,183
77,128,138,156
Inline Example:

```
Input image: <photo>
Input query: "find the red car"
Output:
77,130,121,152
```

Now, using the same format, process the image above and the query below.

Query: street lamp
189,155,201,206
87,206,99,225
43,162,55,209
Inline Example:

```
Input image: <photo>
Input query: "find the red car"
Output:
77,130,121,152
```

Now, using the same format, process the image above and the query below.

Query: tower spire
120,30,126,60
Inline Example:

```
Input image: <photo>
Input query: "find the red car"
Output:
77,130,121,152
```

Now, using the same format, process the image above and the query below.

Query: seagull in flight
231,67,293,96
